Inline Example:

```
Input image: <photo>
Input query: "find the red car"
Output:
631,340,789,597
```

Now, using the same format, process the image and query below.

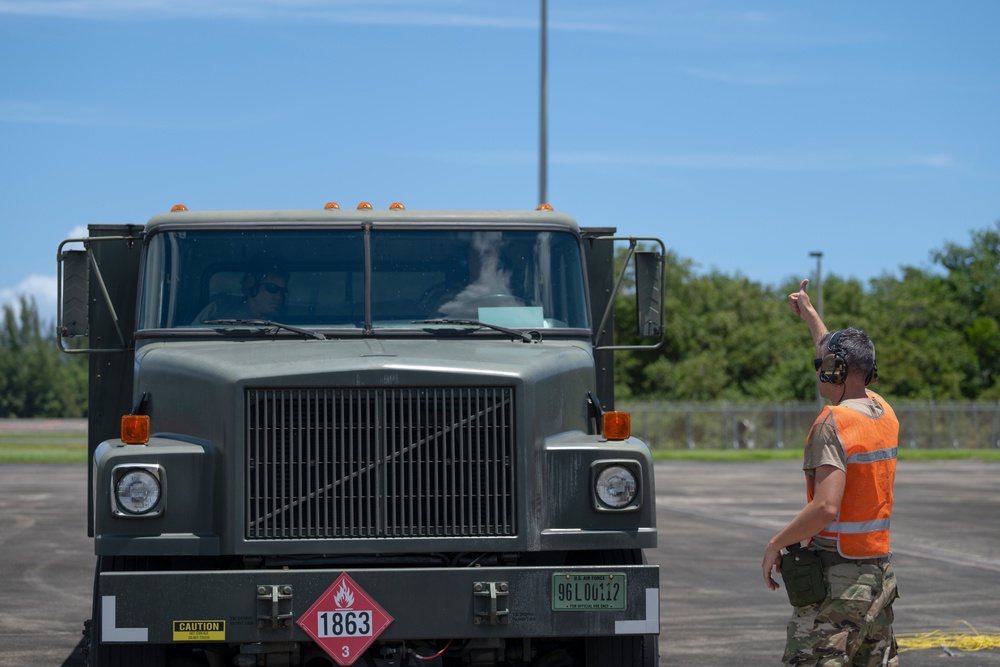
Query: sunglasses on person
260,282,288,297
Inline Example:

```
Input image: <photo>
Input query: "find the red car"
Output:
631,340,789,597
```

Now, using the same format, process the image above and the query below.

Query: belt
816,550,888,567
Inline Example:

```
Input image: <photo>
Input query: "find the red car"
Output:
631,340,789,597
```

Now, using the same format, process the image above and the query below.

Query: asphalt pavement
651,459,1000,666
1,460,998,666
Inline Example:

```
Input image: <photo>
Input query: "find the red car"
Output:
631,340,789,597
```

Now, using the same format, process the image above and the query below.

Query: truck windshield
138,228,590,331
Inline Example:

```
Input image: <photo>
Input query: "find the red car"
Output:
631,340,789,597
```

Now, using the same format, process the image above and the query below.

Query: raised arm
788,279,828,353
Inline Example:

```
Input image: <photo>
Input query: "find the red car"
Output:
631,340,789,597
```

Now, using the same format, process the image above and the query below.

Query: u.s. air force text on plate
552,573,627,610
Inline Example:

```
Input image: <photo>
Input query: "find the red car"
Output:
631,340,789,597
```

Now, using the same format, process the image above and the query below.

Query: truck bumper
98,564,659,644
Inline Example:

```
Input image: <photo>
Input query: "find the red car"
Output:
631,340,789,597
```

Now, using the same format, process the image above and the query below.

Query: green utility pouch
780,547,826,607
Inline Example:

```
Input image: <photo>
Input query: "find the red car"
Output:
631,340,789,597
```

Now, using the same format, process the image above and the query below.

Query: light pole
809,251,824,321
539,0,548,205
809,251,824,411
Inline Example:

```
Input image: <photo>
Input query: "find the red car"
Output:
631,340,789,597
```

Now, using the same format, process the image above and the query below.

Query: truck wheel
585,634,657,667
88,557,167,667
578,549,659,667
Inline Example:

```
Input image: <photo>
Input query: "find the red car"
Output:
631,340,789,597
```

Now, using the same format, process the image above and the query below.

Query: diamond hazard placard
297,573,394,666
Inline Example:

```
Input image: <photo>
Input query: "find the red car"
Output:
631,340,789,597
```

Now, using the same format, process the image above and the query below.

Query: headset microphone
818,330,848,386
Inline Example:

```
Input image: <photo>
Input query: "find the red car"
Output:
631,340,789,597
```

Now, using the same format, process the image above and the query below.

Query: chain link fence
621,400,1000,451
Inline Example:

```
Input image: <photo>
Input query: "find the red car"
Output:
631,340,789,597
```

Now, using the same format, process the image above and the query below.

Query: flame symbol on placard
333,582,355,609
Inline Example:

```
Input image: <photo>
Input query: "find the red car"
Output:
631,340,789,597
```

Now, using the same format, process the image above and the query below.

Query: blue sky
2,1,998,323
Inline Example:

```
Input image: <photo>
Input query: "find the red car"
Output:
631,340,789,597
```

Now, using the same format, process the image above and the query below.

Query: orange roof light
389,202,405,210
121,414,150,445
170,204,188,212
536,203,554,211
357,202,373,210
324,202,340,210
603,411,631,441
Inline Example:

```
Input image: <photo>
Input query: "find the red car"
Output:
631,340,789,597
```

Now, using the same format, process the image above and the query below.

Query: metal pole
539,0,548,205
810,251,824,412
810,251,824,321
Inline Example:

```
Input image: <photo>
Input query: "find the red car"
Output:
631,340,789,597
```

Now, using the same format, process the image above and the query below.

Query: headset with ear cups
819,329,879,386
866,356,879,387
818,330,848,385
240,272,261,298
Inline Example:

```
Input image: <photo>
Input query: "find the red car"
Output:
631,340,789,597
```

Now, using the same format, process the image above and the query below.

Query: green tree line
0,296,87,418
0,221,997,417
615,220,1000,403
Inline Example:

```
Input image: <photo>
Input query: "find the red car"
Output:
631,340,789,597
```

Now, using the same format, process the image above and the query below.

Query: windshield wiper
204,319,327,340
413,318,538,343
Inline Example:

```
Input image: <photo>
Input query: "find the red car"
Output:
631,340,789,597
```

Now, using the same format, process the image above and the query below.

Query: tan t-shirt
804,395,886,551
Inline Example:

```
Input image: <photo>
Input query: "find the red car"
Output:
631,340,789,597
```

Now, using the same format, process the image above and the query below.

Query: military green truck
58,203,664,667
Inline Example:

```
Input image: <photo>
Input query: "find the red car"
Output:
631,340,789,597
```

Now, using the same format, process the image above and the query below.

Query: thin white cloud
0,98,272,129
0,0,625,32
680,61,800,86
418,147,963,172
737,11,769,24
0,100,135,127
0,227,89,323
0,274,58,324
671,6,884,50
60,227,89,252
907,153,957,169
430,148,535,167
551,150,963,172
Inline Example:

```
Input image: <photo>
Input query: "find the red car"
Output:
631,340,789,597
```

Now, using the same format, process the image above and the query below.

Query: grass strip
0,431,86,463
2,433,998,464
651,448,1000,462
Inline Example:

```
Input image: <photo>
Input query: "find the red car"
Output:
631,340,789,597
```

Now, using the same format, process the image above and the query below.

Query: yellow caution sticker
172,620,226,641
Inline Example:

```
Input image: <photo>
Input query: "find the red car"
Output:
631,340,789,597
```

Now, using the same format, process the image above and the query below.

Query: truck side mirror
57,227,142,353
59,249,90,338
634,251,663,337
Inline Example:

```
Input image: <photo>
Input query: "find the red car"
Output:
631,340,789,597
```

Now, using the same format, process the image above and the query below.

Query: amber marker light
121,414,150,444
536,203,554,211
603,411,631,441
170,204,188,212
357,202,373,210
389,202,405,210
324,202,340,210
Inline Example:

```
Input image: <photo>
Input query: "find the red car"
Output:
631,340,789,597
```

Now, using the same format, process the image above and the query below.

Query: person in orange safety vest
762,279,900,666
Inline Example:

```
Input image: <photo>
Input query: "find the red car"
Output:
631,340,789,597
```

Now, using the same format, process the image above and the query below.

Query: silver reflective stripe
846,446,897,464
826,518,890,534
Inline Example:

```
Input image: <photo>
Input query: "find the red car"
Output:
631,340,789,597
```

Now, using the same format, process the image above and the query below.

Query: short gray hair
820,327,877,382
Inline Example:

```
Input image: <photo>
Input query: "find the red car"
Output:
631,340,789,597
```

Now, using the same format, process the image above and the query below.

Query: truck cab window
139,227,589,331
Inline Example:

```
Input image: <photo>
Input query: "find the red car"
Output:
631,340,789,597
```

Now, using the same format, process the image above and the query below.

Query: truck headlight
593,462,640,510
112,465,164,517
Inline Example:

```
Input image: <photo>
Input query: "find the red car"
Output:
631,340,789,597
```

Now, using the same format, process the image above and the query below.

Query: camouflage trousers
783,559,899,666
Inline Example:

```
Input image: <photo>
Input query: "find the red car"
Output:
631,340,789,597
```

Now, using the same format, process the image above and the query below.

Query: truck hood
135,337,594,385
133,337,596,441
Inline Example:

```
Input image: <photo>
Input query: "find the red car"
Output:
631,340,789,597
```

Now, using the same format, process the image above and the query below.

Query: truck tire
580,549,659,667
585,634,657,667
87,557,167,667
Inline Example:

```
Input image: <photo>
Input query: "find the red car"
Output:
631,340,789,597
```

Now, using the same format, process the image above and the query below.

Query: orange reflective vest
807,391,899,558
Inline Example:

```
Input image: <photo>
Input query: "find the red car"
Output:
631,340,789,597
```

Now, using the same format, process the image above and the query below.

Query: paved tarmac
1,460,998,666
651,459,1000,666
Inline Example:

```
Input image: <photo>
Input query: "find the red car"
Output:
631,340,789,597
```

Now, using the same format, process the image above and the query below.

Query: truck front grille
245,387,516,540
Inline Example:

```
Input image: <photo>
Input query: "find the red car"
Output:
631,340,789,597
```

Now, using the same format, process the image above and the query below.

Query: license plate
552,572,627,610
